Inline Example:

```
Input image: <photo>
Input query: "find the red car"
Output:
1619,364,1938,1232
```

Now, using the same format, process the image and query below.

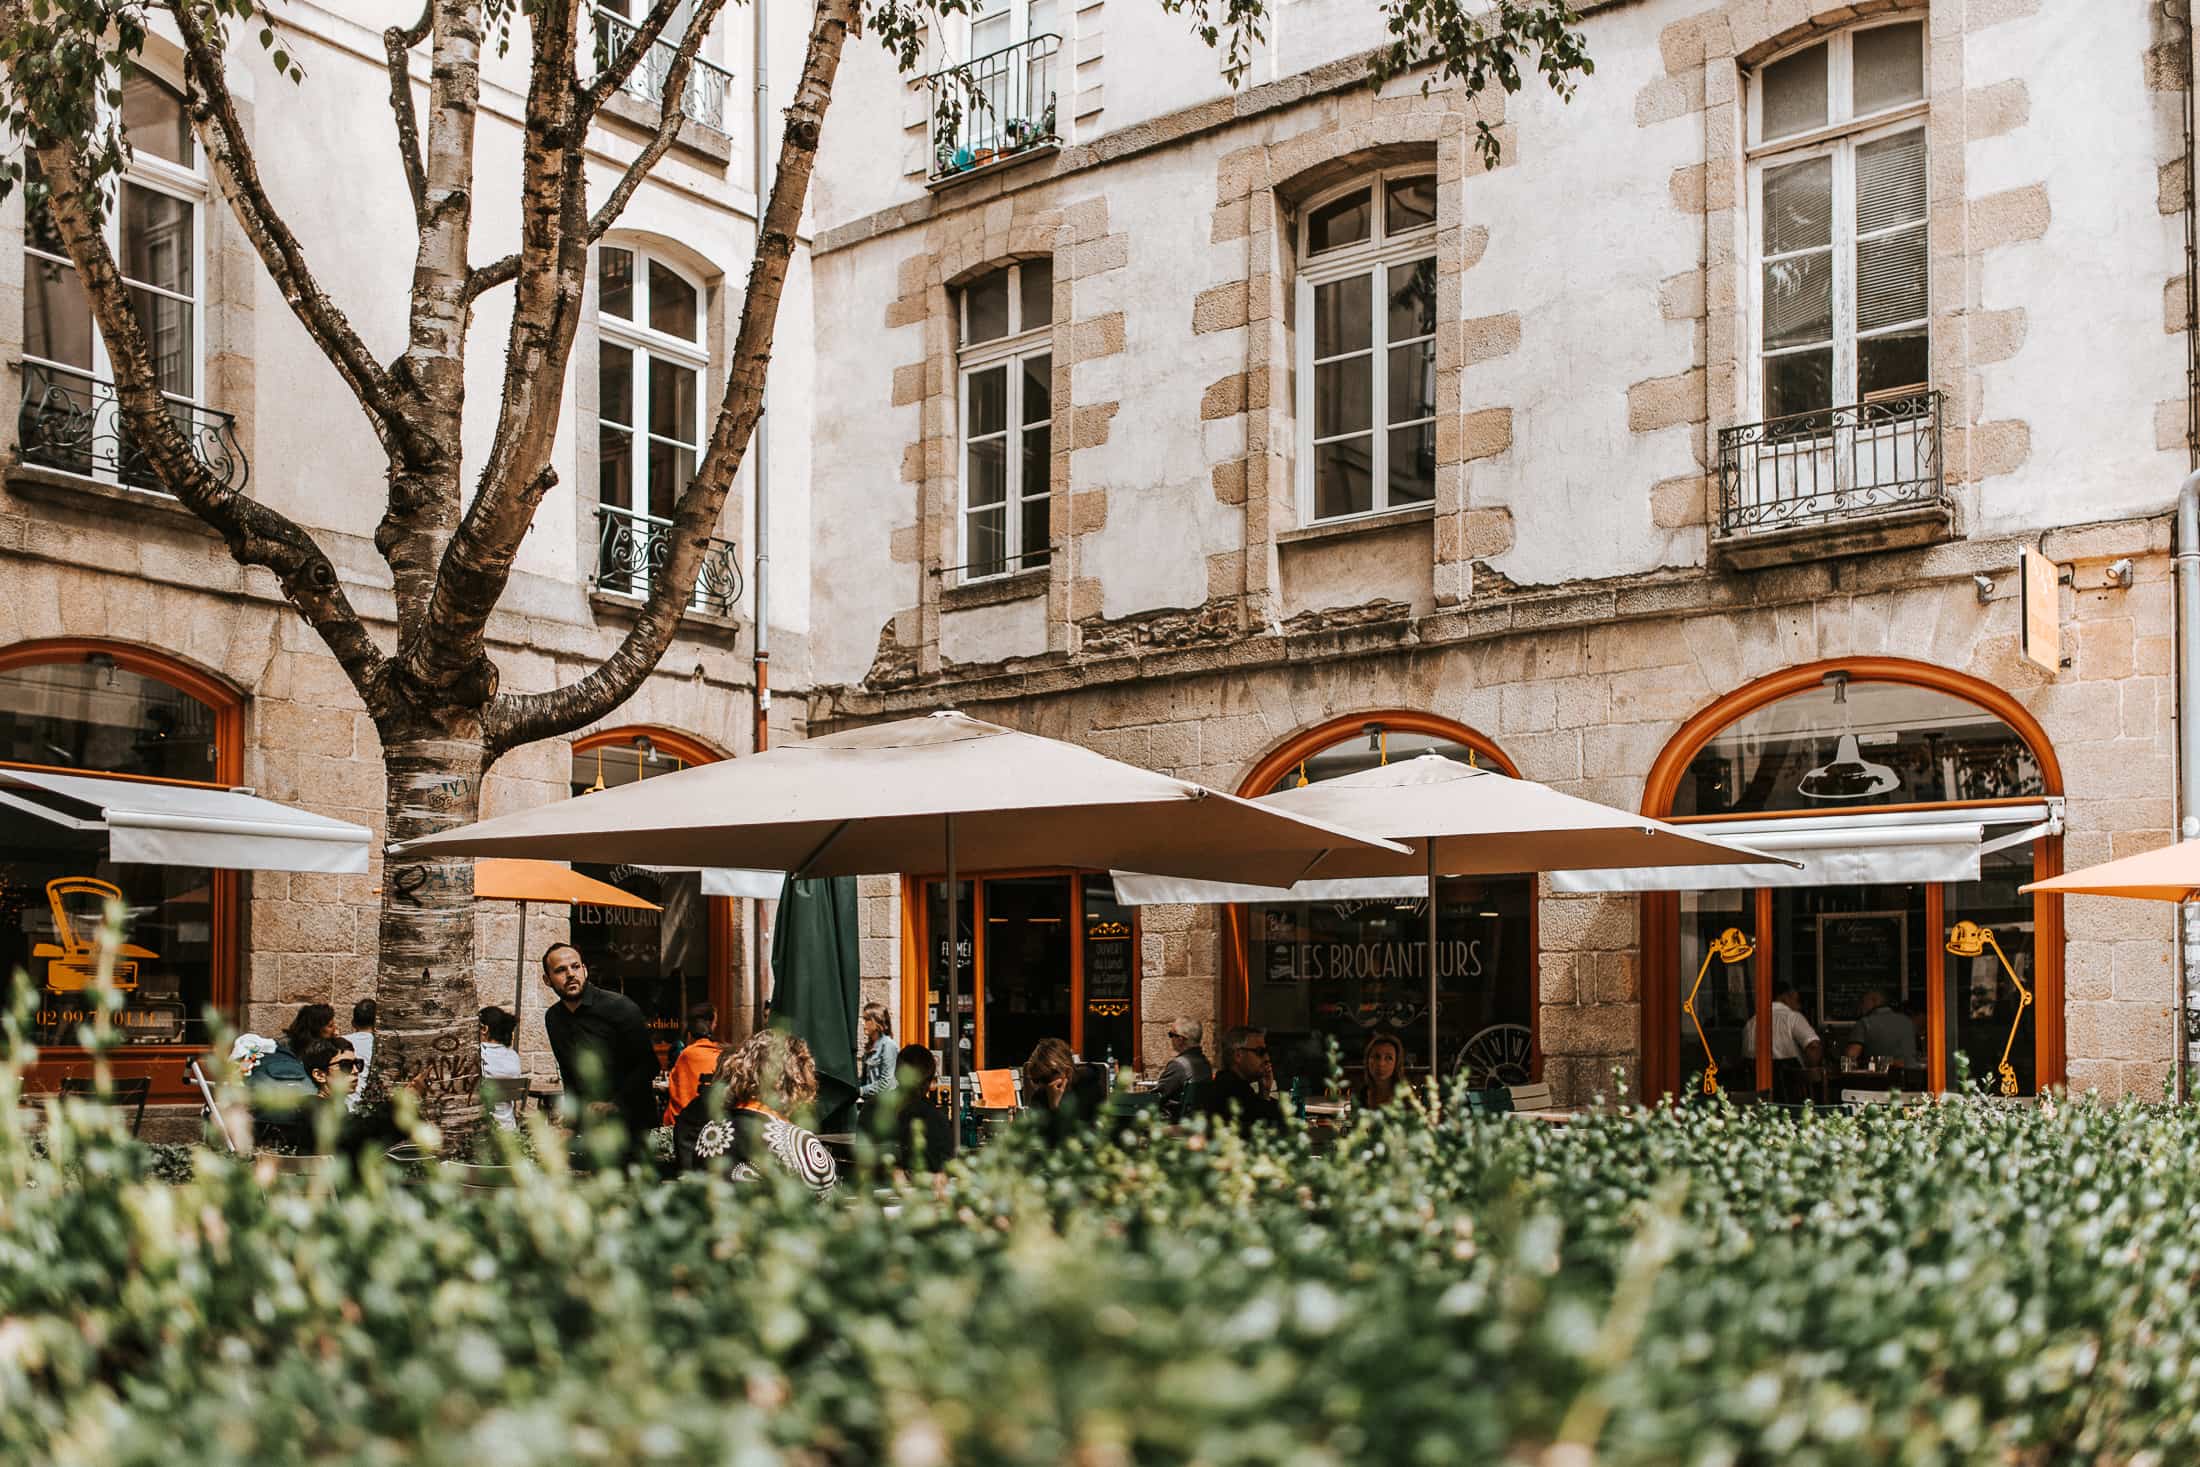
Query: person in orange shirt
662,1002,723,1126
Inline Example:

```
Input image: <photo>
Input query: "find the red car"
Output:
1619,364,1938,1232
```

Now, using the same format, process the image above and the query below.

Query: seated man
887,1043,953,1172
1199,1026,1287,1134
1843,988,1921,1072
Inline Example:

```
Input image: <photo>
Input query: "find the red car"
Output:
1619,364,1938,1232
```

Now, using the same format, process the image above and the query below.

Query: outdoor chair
186,1059,246,1154
60,1075,151,1137
1506,1082,1555,1113
1464,1086,1513,1117
478,1076,529,1120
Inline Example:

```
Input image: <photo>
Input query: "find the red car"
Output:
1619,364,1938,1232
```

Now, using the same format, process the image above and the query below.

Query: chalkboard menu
1816,911,1908,1023
1081,878,1135,1062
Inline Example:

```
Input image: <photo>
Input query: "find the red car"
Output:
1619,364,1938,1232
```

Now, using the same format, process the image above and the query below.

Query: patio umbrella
395,711,1408,1142
2021,840,2200,902
472,858,661,1027
1113,755,1787,1082
770,875,861,1134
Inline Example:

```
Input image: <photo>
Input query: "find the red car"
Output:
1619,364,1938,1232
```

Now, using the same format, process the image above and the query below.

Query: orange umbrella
2022,840,2200,903
473,859,660,1025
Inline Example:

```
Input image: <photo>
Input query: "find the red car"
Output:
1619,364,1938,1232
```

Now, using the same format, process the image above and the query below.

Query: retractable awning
0,768,372,874
1549,800,2063,893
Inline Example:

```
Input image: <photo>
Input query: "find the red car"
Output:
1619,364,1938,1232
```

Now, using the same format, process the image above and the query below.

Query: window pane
648,260,699,340
1314,274,1372,358
1859,330,1930,398
645,438,693,519
1858,225,1927,331
1763,155,1833,255
1021,353,1051,425
1315,358,1372,438
1387,340,1435,425
25,257,94,369
600,342,634,426
968,364,1008,437
1385,175,1438,234
966,506,1007,578
1764,348,1833,421
964,270,1011,344
23,158,64,256
1022,422,1051,508
598,425,634,511
1760,43,1828,140
129,286,195,397
0,660,221,780
600,247,634,319
967,435,1007,506
1856,129,1927,233
1763,253,1833,349
1308,188,1371,254
1314,437,1375,519
1388,424,1435,504
1019,486,1050,570
649,357,698,442
121,72,193,169
1854,22,1925,116
1027,0,1059,35
1018,259,1054,330
1387,258,1436,341
121,184,193,296
971,10,1010,55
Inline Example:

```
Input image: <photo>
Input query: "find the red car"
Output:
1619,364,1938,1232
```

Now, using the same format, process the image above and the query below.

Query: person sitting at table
858,1002,898,1106
886,1042,953,1172
687,1029,838,1195
1200,1026,1287,1134
1741,986,1823,1101
1152,1017,1211,1119
1355,1032,1408,1114
1842,988,1920,1073
661,1003,723,1127
1020,1037,1108,1146
480,1006,524,1129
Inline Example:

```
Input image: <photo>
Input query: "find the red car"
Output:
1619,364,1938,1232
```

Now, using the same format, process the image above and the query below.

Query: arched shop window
1634,659,2062,1101
569,727,733,1062
1232,713,1538,1088
0,640,242,1062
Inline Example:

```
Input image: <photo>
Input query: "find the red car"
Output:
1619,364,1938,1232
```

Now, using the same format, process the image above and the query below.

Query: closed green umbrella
770,874,861,1134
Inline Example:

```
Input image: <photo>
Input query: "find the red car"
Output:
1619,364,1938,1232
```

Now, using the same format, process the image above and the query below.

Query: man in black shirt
1201,1025,1287,1134
887,1042,954,1171
541,943,660,1154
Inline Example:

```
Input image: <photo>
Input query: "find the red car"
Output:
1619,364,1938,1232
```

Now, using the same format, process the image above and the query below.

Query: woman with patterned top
684,1029,838,1195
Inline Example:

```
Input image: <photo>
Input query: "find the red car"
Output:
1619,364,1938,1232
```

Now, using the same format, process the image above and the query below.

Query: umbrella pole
512,900,529,1031
945,812,961,1153
1426,841,1439,1116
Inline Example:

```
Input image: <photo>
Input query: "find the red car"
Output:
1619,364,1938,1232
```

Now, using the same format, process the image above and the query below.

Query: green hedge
4,1086,2200,1465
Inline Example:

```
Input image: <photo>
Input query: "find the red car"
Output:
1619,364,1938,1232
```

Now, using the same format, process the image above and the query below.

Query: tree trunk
371,727,489,1135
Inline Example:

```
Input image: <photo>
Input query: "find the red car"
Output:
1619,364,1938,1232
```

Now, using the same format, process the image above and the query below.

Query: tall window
1295,170,1439,521
1750,21,1929,424
22,71,207,484
596,245,707,598
956,260,1053,581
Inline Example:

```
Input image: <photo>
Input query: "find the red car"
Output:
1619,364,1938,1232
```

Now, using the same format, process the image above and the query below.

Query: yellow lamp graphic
1685,927,1756,1094
1945,920,2031,1096
33,877,156,992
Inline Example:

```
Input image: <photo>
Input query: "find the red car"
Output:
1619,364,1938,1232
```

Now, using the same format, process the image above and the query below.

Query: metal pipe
2176,469,2200,1101
748,0,774,1036
1425,840,1439,1114
945,813,962,1151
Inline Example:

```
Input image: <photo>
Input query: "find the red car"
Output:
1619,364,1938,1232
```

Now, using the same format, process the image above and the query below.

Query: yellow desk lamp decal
1945,920,2031,1096
1685,927,1755,1094
32,877,155,992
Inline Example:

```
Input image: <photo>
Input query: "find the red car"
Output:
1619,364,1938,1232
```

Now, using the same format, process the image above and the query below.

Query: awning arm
0,789,102,831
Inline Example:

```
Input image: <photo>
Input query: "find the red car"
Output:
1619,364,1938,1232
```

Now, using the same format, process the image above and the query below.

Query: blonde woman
857,1001,897,1103
690,1030,838,1195
1356,1032,1407,1113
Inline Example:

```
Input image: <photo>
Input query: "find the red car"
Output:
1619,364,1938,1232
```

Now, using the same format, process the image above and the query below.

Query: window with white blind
1749,21,1929,426
957,260,1054,582
1293,170,1439,522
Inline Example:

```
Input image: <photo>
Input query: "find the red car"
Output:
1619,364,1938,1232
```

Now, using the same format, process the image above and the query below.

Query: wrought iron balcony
1717,390,1945,540
16,362,248,492
592,8,734,133
595,502,744,617
928,34,1061,183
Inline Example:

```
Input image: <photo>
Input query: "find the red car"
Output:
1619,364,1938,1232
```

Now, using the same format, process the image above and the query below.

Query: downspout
2176,0,2198,1103
749,0,774,1032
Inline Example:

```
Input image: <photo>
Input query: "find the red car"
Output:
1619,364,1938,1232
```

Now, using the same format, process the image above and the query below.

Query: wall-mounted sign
2020,547,2062,676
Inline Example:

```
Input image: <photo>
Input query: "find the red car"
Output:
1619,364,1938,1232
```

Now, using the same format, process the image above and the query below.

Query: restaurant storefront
1594,658,2066,1100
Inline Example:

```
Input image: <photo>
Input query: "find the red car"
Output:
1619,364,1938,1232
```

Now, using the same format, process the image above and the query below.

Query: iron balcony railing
595,502,744,616
928,33,1061,183
1717,390,1944,538
16,361,249,492
592,8,734,133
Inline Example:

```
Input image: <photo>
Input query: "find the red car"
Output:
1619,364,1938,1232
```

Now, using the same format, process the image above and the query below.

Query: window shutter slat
1855,129,1927,234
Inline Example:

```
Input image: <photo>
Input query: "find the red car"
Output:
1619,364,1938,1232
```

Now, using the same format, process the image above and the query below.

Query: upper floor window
1295,171,1438,522
957,260,1053,581
595,244,707,598
1750,22,1928,425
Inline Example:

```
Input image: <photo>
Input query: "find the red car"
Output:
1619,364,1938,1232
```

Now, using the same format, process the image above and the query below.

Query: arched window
1294,168,1439,522
955,258,1054,582
1637,659,2062,1101
22,69,211,489
1230,712,1538,1087
595,245,709,601
0,640,242,1063
569,726,734,1061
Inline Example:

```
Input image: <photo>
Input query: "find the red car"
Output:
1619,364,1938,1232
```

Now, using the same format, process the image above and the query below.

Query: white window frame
969,0,1057,56
21,71,210,490
955,261,1053,584
1293,167,1441,525
1744,19,1931,424
595,244,713,606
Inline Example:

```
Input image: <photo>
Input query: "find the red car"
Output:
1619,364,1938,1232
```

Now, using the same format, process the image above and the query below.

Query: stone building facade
806,0,2196,1102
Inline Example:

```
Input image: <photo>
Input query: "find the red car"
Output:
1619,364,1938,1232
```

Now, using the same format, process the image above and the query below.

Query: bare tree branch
487,0,863,756
384,1,434,222
19,131,393,717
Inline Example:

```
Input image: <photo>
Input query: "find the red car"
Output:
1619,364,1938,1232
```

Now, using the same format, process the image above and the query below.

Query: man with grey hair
1152,1017,1212,1119
1200,1024,1287,1134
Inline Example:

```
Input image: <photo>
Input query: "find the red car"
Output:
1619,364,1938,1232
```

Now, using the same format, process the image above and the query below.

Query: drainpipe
748,0,774,1032
2178,473,2200,1102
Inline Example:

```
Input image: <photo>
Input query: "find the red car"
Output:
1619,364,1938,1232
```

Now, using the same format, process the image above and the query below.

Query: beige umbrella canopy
2022,841,2200,902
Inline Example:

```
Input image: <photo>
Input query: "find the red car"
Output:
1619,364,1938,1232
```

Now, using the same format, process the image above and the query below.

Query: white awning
635,865,788,898
0,768,371,874
1549,801,2063,893
1111,872,1432,906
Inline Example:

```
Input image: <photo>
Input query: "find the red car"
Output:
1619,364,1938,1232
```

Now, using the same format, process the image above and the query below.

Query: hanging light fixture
1798,671,1899,802
588,744,607,793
